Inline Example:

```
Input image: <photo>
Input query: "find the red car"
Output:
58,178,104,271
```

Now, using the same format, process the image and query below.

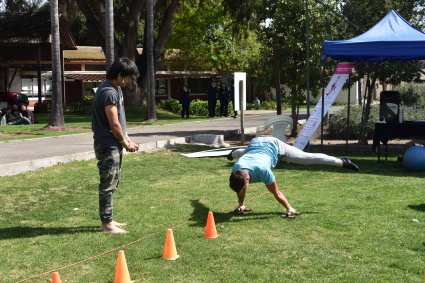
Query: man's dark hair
106,57,139,80
229,169,247,193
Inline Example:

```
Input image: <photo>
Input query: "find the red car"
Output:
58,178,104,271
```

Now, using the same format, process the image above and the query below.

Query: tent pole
321,60,326,152
305,0,310,118
346,74,351,156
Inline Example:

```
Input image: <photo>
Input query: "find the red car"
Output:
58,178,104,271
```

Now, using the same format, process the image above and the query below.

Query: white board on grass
181,146,247,158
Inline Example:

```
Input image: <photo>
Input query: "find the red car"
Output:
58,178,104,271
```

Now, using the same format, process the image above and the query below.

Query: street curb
0,135,232,177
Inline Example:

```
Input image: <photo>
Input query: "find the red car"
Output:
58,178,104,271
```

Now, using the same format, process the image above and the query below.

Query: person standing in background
219,82,230,117
207,81,217,117
179,85,190,118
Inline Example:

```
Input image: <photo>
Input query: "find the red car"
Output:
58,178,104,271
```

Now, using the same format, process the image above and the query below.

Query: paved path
0,110,280,176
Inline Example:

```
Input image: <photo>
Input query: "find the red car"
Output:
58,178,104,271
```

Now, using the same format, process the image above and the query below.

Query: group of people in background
207,80,233,118
180,80,237,119
0,103,34,125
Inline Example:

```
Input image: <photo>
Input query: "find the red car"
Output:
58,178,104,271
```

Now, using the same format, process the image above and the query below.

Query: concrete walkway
0,110,279,176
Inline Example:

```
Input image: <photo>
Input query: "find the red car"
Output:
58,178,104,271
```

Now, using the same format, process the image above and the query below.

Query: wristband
119,138,129,148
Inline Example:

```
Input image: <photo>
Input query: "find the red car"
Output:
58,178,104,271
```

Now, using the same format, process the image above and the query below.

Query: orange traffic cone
162,228,179,260
51,271,62,283
204,211,219,239
114,250,132,283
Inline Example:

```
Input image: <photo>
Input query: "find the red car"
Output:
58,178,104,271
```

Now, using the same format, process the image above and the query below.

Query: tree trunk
105,0,114,70
48,0,65,129
273,43,282,115
75,0,179,108
290,89,299,137
358,76,376,144
146,0,157,121
137,0,180,91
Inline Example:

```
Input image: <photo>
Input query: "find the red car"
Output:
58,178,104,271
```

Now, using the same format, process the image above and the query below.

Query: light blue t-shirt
232,139,279,185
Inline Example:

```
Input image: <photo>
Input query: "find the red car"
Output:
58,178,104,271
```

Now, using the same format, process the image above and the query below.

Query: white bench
256,115,293,142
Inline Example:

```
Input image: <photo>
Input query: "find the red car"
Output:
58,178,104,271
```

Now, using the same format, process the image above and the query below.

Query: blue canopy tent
323,10,425,61
314,10,425,155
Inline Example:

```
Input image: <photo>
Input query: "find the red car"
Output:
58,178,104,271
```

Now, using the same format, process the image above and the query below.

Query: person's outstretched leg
227,148,246,160
280,142,359,171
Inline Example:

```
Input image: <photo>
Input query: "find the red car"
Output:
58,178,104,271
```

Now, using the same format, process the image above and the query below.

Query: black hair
229,169,247,193
106,57,139,80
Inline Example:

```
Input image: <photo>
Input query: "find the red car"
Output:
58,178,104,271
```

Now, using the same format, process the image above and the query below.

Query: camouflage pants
94,142,123,224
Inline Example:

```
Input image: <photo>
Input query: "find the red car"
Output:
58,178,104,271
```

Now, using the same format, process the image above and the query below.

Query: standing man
92,57,139,234
179,85,190,118
219,82,230,117
228,136,359,217
207,81,217,117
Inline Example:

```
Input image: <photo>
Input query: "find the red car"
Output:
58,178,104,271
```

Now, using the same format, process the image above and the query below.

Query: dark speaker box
380,91,400,123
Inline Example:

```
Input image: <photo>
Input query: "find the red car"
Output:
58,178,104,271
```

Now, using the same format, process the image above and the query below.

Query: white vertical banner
294,62,354,150
234,72,246,111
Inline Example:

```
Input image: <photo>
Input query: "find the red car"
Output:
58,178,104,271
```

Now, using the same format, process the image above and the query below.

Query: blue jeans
14,117,32,125
94,142,122,224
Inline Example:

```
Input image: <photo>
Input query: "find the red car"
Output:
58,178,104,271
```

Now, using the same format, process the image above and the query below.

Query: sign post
234,72,246,144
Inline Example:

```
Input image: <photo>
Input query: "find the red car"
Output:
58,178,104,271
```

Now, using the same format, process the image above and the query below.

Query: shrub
66,102,83,113
159,98,181,114
402,105,425,121
34,102,51,113
327,105,379,139
190,99,208,116
396,83,425,107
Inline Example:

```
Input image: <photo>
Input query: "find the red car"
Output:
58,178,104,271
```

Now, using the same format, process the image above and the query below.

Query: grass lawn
0,108,209,142
1,145,424,282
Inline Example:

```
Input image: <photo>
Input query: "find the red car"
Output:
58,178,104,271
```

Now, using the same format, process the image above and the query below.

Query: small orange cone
114,250,132,283
162,228,179,260
204,211,219,239
51,271,62,283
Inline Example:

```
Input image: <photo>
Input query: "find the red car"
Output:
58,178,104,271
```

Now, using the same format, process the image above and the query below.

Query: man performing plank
228,137,359,217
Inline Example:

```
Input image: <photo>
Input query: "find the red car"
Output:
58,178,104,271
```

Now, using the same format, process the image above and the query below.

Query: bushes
64,96,94,114
396,83,425,107
327,105,379,139
189,99,209,116
34,102,51,113
158,98,282,116
159,98,181,114
158,98,226,116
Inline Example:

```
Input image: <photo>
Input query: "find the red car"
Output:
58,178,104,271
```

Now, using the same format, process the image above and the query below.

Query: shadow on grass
189,199,282,227
408,204,425,212
0,226,100,240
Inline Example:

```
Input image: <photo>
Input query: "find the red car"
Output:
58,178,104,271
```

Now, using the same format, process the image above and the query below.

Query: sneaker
341,157,360,172
226,149,235,161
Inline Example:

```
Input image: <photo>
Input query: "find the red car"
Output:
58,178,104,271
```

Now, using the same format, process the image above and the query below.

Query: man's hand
126,140,138,152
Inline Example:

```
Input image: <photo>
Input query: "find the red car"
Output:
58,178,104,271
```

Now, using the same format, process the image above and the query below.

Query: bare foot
111,220,126,227
101,222,128,234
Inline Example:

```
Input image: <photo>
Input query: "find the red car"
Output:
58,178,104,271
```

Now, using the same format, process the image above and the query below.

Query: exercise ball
403,146,425,171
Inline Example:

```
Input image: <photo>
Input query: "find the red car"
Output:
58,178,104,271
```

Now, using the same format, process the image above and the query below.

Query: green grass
0,108,211,142
1,146,424,282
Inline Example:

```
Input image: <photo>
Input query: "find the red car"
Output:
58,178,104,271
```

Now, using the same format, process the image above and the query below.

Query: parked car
0,92,29,107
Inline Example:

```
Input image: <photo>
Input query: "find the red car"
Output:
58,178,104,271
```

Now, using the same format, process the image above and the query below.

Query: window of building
188,78,208,94
155,79,168,96
21,77,52,98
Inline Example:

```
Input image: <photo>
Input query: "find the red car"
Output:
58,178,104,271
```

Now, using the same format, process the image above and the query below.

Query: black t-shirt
92,79,127,147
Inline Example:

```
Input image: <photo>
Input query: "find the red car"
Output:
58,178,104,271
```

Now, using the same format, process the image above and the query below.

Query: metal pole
305,0,311,118
37,45,42,105
320,61,325,152
239,80,245,144
346,75,351,155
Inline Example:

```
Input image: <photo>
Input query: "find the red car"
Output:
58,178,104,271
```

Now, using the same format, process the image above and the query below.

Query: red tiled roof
65,73,105,82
